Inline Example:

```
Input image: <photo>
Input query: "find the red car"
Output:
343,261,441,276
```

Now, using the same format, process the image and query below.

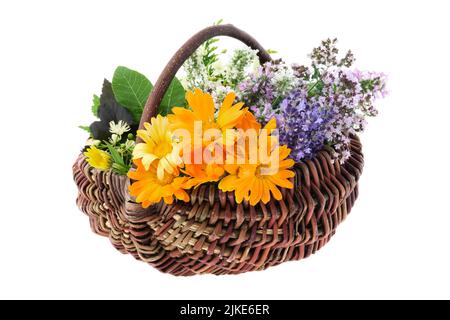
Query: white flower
251,57,260,73
211,60,225,76
271,66,298,95
109,134,120,145
86,138,101,146
124,139,135,151
109,120,130,136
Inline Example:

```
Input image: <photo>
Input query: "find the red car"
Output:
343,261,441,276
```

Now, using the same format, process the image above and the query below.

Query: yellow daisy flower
133,115,183,180
128,159,190,208
84,146,111,171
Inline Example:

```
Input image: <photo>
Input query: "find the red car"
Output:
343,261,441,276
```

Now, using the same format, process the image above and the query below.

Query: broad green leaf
112,66,153,122
91,94,100,117
159,77,186,116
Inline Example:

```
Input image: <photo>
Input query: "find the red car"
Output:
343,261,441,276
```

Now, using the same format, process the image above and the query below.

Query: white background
1,0,449,300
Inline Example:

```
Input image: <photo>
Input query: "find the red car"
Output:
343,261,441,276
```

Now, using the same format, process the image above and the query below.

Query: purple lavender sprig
278,91,335,161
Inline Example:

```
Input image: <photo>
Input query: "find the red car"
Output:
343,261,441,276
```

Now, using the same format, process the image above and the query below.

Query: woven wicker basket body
73,25,365,276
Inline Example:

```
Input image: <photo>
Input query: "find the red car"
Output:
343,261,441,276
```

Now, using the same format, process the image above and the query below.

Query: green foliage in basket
79,66,186,175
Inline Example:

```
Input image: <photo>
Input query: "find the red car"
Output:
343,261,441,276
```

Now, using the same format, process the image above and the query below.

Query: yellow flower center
238,163,277,179
256,164,278,177
153,141,173,158
158,173,175,185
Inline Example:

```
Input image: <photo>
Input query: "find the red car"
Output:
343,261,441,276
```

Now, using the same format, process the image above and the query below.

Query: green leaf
307,80,324,97
79,125,91,134
360,79,375,92
91,94,100,117
312,65,321,79
111,162,129,175
105,142,125,166
105,142,130,175
159,77,186,116
112,66,153,122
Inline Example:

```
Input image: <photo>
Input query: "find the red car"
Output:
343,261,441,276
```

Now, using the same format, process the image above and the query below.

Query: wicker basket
73,24,364,276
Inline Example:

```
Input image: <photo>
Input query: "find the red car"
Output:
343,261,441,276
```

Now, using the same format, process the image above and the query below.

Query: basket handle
137,24,272,134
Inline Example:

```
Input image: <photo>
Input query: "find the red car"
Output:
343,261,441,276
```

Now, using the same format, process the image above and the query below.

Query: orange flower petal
249,179,263,206
218,174,239,192
218,92,236,113
267,181,282,200
261,180,271,204
268,175,294,189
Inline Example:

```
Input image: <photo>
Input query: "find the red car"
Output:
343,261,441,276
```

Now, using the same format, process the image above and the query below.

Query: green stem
272,95,283,107
307,80,321,94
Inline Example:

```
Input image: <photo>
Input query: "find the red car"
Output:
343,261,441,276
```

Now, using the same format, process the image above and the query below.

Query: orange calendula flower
219,145,295,205
235,109,261,131
181,148,225,188
133,115,183,180
182,163,225,189
169,89,246,143
183,162,225,189
128,159,189,208
219,119,295,205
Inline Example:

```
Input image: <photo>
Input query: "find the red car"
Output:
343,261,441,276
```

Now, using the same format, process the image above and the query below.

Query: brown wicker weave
73,24,364,276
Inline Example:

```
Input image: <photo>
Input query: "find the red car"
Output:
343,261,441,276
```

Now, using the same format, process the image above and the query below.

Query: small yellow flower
133,115,183,180
128,159,190,208
84,146,111,171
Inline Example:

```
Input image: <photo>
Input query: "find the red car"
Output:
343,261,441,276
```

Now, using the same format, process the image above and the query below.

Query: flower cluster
181,35,259,103
82,80,136,174
234,38,387,162
128,89,295,207
80,26,387,208
84,120,135,174
308,67,387,162
237,61,298,123
277,92,334,161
